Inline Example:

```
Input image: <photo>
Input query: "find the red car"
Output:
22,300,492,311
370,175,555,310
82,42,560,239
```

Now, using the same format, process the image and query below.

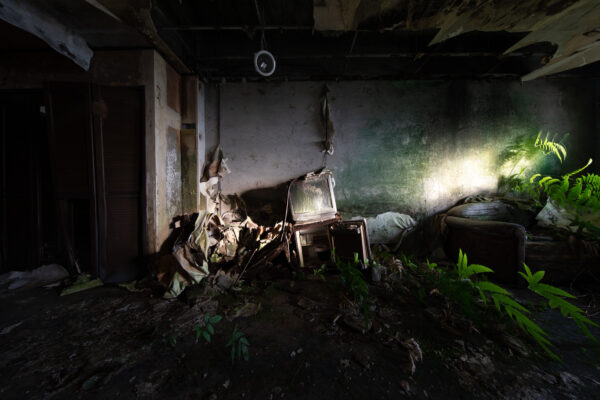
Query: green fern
534,131,568,163
519,264,599,344
526,159,600,237
497,131,567,193
454,250,558,359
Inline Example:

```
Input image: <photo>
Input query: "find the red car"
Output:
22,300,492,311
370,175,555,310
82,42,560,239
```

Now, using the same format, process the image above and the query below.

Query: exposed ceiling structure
1,0,599,81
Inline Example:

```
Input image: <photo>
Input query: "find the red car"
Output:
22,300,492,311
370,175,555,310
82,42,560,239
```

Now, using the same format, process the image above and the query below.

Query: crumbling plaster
208,79,599,218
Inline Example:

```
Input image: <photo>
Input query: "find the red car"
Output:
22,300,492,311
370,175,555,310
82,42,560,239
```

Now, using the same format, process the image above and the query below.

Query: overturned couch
443,198,600,285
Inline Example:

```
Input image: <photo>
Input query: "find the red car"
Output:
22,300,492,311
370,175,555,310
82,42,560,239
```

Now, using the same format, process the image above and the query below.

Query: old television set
290,171,339,267
289,171,337,223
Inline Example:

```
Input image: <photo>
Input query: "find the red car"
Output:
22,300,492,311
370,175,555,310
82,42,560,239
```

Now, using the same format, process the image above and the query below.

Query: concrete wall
207,79,599,218
152,55,183,249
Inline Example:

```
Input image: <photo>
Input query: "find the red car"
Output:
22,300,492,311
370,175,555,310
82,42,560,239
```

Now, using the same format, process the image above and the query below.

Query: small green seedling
226,325,250,364
313,264,326,280
193,314,223,344
168,335,178,348
426,259,438,271
336,252,370,317
400,253,418,270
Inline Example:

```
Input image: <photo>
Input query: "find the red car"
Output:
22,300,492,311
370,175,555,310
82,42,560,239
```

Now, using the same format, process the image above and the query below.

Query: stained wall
207,79,599,217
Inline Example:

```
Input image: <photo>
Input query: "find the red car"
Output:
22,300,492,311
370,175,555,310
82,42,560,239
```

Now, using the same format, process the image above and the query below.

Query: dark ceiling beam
159,25,314,31
199,73,532,81
194,52,550,60
0,0,93,70
95,0,190,73
157,25,430,33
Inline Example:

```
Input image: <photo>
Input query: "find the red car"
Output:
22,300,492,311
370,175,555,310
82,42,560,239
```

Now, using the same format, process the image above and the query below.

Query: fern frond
534,131,567,163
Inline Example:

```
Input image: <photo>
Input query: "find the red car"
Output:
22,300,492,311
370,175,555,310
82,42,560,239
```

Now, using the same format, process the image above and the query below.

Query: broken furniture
330,220,371,264
443,199,600,284
289,170,370,267
444,215,526,284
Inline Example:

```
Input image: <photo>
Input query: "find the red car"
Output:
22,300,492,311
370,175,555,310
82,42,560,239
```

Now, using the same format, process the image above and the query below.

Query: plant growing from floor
400,253,418,270
226,325,249,364
454,250,558,359
425,259,438,271
423,250,555,359
427,250,599,360
336,252,370,316
193,313,223,344
519,264,599,344
313,264,326,281
372,245,394,266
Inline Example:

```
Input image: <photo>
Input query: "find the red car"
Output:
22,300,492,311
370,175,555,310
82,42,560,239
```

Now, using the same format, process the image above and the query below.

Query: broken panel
330,219,371,265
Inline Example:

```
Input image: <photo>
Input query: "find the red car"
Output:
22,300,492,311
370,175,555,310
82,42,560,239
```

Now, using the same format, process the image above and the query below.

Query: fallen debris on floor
157,208,292,298
0,264,69,291
60,274,103,296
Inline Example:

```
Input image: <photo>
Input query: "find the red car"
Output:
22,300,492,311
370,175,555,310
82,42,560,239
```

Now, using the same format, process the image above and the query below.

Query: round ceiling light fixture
253,50,276,77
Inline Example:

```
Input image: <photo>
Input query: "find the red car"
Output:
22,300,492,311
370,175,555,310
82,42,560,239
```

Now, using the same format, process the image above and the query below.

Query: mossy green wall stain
331,80,596,217
336,118,430,215
219,80,598,218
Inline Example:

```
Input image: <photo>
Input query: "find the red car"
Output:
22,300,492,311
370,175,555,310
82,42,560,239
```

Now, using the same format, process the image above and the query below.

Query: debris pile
158,208,293,298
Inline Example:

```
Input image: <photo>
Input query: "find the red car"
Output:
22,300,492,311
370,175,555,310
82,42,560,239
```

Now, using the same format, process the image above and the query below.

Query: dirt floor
1,266,599,400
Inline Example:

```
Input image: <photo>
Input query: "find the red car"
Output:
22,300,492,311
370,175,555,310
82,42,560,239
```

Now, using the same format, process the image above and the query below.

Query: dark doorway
0,91,57,272
93,86,145,282
46,83,145,282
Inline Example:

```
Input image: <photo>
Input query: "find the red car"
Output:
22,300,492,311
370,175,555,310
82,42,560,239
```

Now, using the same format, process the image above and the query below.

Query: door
93,86,144,282
46,83,98,275
46,83,145,282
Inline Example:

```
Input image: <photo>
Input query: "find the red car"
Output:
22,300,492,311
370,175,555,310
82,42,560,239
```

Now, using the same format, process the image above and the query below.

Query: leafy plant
452,250,557,358
519,264,599,344
226,325,250,364
534,131,567,163
497,131,567,193
400,253,418,270
193,313,223,344
168,335,178,348
455,249,493,280
526,159,600,238
313,264,326,281
336,252,369,316
425,258,438,271
372,246,394,266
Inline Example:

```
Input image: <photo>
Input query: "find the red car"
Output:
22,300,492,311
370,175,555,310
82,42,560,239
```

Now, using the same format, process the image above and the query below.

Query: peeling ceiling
1,0,599,80
314,0,600,81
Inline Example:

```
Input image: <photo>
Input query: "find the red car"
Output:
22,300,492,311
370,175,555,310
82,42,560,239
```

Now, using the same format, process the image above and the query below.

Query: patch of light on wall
498,156,536,178
422,150,497,206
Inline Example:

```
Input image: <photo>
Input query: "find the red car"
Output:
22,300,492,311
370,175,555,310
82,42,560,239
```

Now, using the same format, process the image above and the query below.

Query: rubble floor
0,274,599,400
